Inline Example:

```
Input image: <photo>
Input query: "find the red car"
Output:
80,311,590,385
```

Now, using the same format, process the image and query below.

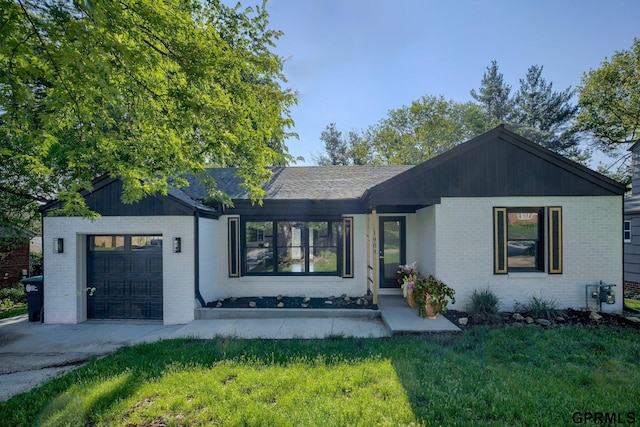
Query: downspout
194,210,206,307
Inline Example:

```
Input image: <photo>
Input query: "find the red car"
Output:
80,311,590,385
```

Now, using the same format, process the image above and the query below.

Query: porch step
196,307,381,320
378,296,461,333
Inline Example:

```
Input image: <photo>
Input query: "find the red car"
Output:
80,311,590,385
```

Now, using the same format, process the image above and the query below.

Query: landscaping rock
589,311,603,321
536,319,551,327
356,298,363,306
458,317,468,326
363,299,370,306
525,316,534,324
626,316,640,323
216,301,223,308
248,301,257,308
341,294,347,299
303,297,311,303
302,303,309,308
277,302,284,308
555,316,566,323
325,300,333,305
512,313,525,321
276,295,283,301
344,296,351,302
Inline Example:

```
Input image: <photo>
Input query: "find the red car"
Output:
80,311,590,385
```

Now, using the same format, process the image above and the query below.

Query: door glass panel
90,236,125,251
383,220,401,281
131,236,163,251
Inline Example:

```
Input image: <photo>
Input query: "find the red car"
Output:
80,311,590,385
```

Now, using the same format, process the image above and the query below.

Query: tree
317,123,349,165
470,60,512,121
367,95,496,165
576,39,640,160
0,0,296,232
510,65,579,155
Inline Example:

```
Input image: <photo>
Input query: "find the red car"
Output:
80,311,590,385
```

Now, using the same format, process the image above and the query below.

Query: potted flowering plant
397,263,419,307
412,276,456,319
401,274,417,308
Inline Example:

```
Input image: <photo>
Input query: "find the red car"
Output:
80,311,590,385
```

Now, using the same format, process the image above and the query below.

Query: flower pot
424,294,441,319
406,289,417,308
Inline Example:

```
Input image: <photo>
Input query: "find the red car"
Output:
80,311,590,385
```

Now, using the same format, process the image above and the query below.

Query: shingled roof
182,166,413,201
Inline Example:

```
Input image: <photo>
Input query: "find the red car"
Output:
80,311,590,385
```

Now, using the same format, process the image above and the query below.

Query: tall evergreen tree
317,123,349,165
470,60,513,121
510,65,579,154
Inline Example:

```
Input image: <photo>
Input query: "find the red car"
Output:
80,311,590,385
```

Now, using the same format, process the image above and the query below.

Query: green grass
1,328,639,426
0,305,27,319
626,299,640,310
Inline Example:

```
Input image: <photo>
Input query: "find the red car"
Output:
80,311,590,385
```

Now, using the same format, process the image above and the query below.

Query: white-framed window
624,220,632,243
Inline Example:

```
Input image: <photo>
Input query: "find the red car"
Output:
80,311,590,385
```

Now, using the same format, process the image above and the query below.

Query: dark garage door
87,235,163,320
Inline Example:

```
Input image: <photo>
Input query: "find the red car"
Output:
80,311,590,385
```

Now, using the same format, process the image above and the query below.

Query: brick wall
0,240,29,288
625,281,640,295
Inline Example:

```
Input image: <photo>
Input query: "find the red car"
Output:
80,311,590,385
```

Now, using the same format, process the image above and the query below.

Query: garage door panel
130,279,148,296
148,302,163,319
88,235,163,320
108,257,126,273
149,280,163,296
148,258,163,273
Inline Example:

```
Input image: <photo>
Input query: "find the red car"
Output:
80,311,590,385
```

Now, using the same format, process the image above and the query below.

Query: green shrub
515,293,562,320
0,284,27,304
467,288,502,323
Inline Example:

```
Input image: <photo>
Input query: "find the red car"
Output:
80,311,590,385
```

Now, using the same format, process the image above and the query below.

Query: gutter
194,210,206,307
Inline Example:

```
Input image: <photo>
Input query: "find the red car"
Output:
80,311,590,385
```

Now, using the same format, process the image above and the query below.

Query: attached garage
42,176,218,325
87,235,163,320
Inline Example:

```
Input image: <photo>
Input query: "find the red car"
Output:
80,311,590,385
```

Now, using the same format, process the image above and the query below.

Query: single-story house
42,126,626,324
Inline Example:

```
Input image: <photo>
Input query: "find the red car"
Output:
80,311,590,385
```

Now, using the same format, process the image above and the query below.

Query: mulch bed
443,308,640,329
206,295,373,310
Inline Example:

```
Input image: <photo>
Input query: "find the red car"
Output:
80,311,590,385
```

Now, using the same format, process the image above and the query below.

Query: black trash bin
20,275,43,322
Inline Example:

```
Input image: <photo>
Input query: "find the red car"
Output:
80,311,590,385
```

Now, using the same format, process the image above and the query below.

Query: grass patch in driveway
0,305,27,319
1,327,639,426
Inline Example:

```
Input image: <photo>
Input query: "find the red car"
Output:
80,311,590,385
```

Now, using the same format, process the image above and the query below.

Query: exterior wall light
53,238,64,253
173,237,181,253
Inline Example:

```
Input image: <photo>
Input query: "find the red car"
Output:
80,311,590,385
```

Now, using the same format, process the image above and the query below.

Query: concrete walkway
0,300,458,401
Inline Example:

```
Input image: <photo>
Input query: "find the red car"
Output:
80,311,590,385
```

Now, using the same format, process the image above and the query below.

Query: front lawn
1,327,638,426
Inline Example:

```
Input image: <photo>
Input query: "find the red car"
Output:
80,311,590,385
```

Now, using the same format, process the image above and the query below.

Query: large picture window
244,220,343,275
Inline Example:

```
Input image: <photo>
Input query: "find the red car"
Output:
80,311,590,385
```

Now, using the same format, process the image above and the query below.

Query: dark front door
87,235,163,320
379,217,406,289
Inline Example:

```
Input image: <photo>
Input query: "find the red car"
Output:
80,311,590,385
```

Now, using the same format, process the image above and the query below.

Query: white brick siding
43,216,196,325
421,196,622,312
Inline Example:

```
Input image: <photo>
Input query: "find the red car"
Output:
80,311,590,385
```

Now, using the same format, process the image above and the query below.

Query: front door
379,217,406,288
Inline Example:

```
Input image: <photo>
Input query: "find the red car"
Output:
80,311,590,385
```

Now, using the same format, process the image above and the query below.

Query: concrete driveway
0,314,390,401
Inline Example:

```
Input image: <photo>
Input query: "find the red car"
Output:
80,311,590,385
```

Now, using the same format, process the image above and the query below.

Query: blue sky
257,0,640,165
